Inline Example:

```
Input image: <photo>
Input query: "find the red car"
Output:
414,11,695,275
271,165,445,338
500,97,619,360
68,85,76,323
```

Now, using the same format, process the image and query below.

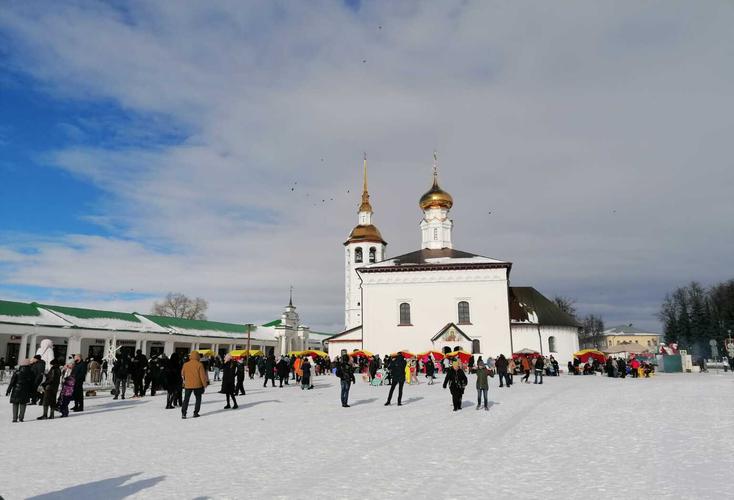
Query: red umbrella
574,349,606,364
445,351,473,363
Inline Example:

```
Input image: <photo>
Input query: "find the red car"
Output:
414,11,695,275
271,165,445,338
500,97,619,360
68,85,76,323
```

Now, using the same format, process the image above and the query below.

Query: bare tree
152,292,208,320
553,296,578,320
580,314,605,349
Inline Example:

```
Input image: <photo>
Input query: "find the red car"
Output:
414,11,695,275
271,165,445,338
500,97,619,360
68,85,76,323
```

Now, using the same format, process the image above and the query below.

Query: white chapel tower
344,154,386,330
419,154,454,250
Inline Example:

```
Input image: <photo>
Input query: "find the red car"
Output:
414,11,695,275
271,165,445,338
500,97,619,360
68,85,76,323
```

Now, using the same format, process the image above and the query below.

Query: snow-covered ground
2,371,733,499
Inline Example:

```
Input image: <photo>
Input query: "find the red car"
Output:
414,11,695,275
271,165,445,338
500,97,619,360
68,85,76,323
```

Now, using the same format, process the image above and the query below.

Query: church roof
509,287,581,328
358,248,510,273
603,325,659,336
344,224,386,246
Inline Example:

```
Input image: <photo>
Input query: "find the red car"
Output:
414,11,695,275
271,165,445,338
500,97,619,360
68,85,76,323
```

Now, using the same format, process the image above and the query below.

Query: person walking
384,354,407,406
112,353,130,400
220,355,238,409
164,352,183,409
443,361,468,411
301,357,313,390
6,359,35,422
71,354,88,411
213,355,222,382
425,357,436,385
131,349,148,397
37,358,61,420
337,354,355,407
263,353,277,388
473,360,491,411
534,356,545,384
247,355,257,380
101,359,109,381
276,356,289,388
520,356,531,384
495,354,509,388
181,351,209,419
235,359,246,396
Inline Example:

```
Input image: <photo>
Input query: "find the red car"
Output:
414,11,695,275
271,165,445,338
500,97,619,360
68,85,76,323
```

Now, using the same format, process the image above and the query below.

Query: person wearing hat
37,358,62,420
220,354,238,409
443,360,468,411
472,360,492,411
6,359,35,422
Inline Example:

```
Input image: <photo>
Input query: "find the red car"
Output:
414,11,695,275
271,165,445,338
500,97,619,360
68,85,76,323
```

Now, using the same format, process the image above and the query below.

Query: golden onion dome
344,224,386,245
419,175,453,210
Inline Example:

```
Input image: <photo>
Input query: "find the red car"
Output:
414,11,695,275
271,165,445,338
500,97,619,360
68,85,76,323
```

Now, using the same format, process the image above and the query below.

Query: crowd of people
5,340,661,423
565,356,655,378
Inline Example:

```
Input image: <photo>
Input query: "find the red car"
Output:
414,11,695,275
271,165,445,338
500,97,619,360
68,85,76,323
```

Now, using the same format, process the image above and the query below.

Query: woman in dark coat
442,361,468,412
425,358,436,385
38,358,61,420
6,359,35,422
164,353,183,409
301,358,313,390
221,355,238,409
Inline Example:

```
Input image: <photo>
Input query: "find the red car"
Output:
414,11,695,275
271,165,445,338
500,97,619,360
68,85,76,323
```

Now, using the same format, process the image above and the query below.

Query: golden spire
359,152,372,213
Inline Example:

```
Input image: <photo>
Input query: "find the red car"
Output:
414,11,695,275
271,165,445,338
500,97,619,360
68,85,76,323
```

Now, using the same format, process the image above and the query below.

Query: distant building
601,324,661,349
0,296,325,366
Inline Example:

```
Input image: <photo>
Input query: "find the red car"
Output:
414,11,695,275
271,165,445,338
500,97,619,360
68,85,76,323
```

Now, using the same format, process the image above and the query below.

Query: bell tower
419,153,454,250
343,154,386,330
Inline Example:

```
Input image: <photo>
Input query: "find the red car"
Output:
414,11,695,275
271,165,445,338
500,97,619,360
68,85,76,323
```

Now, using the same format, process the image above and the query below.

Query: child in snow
57,368,76,417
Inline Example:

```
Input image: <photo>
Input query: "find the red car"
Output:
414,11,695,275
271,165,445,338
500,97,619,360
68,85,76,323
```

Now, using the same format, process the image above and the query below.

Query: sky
1,1,733,333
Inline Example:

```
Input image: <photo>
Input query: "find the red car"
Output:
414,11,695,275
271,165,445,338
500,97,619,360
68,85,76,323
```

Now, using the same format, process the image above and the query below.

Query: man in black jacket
131,349,148,397
263,353,276,387
495,354,509,388
534,356,545,384
337,355,355,407
29,355,46,405
112,353,130,400
71,354,88,411
384,354,406,406
276,356,289,388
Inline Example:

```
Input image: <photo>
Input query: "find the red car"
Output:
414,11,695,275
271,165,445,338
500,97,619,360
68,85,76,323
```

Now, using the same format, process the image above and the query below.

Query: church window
458,301,470,324
548,336,556,352
442,346,452,355
369,247,376,263
472,339,481,354
399,303,411,325
355,247,363,263
433,228,438,240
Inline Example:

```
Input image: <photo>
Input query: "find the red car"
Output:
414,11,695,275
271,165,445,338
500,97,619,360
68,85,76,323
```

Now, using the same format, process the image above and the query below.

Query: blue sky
1,1,733,332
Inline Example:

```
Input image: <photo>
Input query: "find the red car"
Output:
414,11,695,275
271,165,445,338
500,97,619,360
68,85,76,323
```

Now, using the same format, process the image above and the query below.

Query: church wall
361,269,511,357
511,324,579,367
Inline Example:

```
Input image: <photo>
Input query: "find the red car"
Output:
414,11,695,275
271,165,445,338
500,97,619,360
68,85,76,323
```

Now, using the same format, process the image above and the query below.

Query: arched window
454,345,463,352
442,346,452,355
355,247,363,263
399,303,411,325
472,339,481,354
548,336,556,353
458,301,470,324
433,228,438,240
369,247,376,263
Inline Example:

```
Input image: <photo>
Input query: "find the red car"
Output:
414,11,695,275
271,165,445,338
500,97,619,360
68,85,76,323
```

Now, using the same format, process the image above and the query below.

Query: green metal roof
262,319,281,327
143,315,250,334
509,287,581,328
0,300,42,317
38,303,142,322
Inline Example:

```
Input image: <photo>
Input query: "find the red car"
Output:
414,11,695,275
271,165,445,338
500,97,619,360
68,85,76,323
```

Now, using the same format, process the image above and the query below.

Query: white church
327,156,580,365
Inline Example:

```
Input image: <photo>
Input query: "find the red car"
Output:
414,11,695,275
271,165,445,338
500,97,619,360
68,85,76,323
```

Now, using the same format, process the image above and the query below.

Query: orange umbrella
445,351,473,363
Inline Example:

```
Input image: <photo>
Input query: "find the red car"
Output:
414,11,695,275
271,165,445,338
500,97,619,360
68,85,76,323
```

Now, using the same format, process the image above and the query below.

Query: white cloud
1,0,733,332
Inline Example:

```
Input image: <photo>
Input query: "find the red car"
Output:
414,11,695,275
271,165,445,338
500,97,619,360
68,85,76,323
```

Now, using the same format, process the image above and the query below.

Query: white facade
420,206,453,250
360,267,511,356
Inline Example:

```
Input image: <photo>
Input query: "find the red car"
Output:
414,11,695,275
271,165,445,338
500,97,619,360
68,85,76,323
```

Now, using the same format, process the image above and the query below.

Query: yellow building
602,324,661,349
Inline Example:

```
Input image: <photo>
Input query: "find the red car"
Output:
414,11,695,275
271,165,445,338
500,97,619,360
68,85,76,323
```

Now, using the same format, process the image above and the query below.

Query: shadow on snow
28,472,164,500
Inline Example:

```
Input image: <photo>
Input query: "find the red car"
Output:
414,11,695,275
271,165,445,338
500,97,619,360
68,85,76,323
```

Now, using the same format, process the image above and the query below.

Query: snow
0,308,72,327
42,310,161,332
2,372,733,499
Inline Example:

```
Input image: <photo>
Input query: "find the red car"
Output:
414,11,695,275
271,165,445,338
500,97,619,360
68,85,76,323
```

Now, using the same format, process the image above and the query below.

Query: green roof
0,300,42,317
262,319,281,327
509,287,581,328
38,303,141,322
144,315,250,334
